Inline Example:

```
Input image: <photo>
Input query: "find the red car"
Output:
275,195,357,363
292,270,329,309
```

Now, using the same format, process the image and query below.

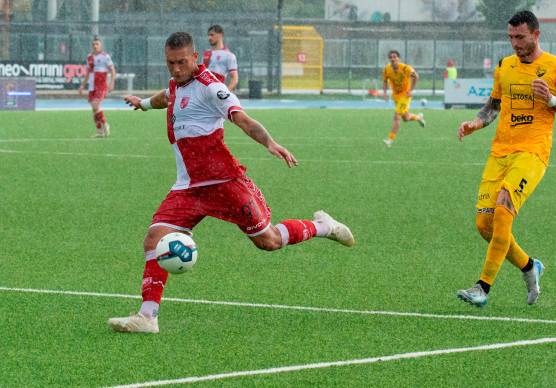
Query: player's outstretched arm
232,110,298,168
457,97,500,141
124,90,168,111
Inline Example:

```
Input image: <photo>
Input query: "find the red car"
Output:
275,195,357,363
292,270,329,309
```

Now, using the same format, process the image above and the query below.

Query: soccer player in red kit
202,24,238,91
78,37,116,137
108,32,355,333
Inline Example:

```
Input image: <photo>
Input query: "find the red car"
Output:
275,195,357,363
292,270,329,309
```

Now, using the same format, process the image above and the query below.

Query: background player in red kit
108,32,355,333
203,24,238,91
78,37,116,138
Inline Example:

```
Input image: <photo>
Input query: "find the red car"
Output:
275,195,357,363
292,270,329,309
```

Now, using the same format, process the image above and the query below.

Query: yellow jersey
490,52,556,165
383,63,413,97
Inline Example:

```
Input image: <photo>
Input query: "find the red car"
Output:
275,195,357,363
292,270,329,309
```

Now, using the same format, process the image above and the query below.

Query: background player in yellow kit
456,10,555,307
382,50,425,147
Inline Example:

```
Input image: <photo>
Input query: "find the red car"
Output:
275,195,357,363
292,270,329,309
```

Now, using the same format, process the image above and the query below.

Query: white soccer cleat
108,313,159,333
523,258,545,305
383,138,393,147
313,210,355,247
103,123,110,137
418,113,426,127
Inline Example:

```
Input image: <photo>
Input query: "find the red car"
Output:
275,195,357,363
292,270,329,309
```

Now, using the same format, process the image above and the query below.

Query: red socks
276,220,317,246
93,111,106,129
142,259,168,304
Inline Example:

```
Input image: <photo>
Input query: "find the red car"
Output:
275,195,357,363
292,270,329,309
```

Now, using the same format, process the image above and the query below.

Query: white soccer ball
155,232,198,274
420,98,428,106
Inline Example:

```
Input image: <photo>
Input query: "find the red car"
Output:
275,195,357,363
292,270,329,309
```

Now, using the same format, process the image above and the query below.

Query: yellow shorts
393,95,411,115
476,152,546,214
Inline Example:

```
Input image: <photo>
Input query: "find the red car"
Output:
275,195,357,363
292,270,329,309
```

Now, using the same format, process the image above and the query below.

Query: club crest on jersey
179,96,190,109
536,66,547,77
217,90,230,100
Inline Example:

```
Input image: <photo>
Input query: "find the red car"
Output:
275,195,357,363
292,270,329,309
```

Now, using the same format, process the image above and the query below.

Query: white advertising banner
444,78,494,107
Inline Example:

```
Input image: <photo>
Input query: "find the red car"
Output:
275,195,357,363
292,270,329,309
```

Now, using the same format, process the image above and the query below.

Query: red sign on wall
296,52,306,63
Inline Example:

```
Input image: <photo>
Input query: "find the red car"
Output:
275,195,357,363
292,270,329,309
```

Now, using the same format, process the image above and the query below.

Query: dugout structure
281,25,323,93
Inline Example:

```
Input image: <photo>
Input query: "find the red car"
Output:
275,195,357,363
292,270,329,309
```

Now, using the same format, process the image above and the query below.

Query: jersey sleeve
491,64,502,99
207,83,242,121
228,52,238,72
383,67,388,82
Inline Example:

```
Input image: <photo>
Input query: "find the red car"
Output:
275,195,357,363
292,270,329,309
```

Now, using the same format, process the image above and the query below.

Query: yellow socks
506,236,529,270
476,212,529,272
479,206,514,285
388,132,396,140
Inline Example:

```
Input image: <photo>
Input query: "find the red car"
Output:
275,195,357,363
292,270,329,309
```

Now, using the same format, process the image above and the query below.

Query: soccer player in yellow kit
382,50,425,147
456,10,555,307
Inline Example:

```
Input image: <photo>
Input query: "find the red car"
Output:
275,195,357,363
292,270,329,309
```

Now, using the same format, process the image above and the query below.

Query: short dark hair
508,10,539,32
165,32,195,50
208,24,223,34
388,50,400,58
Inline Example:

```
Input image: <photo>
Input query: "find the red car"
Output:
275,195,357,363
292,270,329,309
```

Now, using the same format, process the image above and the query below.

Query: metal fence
3,22,556,94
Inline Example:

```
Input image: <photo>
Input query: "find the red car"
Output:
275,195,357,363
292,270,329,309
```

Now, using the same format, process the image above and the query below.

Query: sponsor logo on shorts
510,113,533,127
246,220,266,231
477,208,494,214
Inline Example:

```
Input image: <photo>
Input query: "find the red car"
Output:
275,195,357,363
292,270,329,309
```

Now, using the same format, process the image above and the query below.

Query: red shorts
88,89,106,102
151,176,272,236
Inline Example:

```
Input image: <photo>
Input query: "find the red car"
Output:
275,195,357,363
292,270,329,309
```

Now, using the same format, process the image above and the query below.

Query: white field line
0,138,144,142
0,148,165,159
106,337,556,387
1,286,556,325
0,148,489,166
36,107,131,111
0,136,457,142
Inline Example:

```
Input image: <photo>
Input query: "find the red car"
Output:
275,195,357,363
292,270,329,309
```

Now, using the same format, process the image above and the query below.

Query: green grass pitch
1,108,555,387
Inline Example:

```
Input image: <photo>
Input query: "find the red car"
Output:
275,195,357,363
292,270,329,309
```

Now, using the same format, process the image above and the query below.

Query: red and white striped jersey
202,48,238,83
86,51,114,92
165,64,244,190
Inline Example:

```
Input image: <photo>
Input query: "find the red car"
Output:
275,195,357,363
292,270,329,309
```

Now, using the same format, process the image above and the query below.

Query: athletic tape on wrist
140,98,152,110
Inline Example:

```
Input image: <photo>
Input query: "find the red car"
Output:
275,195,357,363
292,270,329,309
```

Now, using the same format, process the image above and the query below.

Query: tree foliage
477,0,537,30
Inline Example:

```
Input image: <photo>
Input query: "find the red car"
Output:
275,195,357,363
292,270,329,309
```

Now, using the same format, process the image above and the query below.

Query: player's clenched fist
532,78,551,102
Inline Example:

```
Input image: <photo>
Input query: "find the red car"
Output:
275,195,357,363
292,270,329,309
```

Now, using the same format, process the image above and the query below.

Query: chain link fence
3,12,556,94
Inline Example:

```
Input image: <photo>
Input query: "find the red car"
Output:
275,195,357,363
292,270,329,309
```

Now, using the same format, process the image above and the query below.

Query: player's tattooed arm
457,97,500,141
476,97,501,127
232,111,298,167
